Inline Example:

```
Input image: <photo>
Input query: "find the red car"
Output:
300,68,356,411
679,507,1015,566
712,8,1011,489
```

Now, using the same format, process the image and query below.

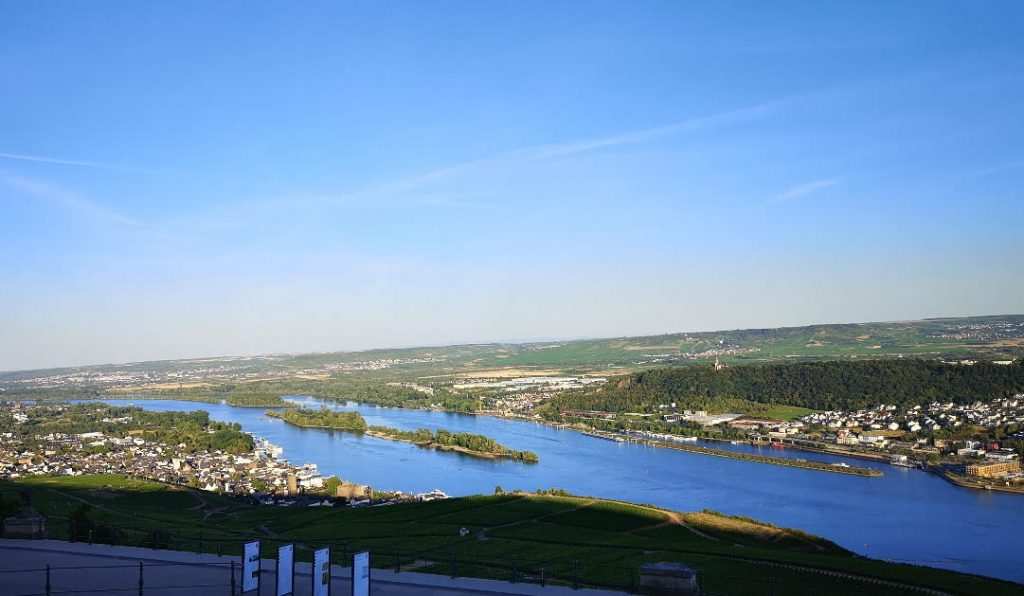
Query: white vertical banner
243,540,261,593
276,544,294,596
313,547,331,596
351,551,370,596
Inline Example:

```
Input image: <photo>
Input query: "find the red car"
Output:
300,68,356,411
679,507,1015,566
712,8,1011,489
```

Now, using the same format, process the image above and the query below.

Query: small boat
417,489,449,501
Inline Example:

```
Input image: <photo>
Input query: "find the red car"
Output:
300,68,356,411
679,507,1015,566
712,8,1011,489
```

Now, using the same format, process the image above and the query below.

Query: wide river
99,397,1023,583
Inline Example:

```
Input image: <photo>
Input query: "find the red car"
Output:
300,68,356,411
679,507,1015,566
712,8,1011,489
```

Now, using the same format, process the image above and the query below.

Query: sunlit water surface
89,397,1024,584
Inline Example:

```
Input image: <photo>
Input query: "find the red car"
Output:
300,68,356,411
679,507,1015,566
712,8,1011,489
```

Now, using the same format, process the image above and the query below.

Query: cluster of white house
0,428,331,498
0,406,452,508
800,395,1024,434
476,376,608,416
632,345,758,366
456,375,606,392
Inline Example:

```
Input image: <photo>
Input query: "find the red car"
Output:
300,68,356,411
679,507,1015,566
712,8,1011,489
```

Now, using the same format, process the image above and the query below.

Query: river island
266,407,539,463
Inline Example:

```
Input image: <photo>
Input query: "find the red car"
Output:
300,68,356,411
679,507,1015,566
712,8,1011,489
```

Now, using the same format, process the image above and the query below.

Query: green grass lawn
761,404,815,421
1,475,1020,596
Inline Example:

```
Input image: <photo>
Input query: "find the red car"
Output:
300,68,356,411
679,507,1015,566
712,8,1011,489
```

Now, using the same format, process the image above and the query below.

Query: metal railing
1,536,648,595
15,515,642,592
0,560,239,596
1,516,945,596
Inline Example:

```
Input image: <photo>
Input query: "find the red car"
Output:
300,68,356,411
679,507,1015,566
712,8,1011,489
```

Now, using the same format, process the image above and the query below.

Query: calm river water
97,397,1023,583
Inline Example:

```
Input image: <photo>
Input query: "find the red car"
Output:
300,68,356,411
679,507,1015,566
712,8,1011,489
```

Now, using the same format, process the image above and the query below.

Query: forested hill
545,359,1024,414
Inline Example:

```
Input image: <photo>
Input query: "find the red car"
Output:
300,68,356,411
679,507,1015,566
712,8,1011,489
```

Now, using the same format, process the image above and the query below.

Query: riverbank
932,467,1024,495
581,430,881,477
765,438,892,463
660,442,882,477
774,440,1024,497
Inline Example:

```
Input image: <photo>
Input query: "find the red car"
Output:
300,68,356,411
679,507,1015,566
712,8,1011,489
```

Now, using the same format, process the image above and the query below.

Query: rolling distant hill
484,314,1024,370
2,315,1022,389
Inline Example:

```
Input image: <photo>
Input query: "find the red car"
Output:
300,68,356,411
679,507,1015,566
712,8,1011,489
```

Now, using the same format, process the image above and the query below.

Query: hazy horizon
3,310,1021,374
3,3,1023,371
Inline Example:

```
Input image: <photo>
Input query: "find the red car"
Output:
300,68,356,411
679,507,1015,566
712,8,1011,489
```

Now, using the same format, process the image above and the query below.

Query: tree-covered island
266,407,538,463
266,407,368,432
366,425,539,463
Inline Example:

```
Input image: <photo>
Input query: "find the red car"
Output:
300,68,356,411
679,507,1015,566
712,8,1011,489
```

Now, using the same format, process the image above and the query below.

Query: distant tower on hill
714,356,726,371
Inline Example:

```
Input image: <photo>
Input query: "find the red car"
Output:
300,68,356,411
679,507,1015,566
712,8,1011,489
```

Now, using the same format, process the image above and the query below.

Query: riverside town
4,4,1024,594
0,402,446,507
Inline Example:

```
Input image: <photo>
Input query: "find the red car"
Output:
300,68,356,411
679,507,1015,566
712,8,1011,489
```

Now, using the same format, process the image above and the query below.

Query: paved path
0,540,628,596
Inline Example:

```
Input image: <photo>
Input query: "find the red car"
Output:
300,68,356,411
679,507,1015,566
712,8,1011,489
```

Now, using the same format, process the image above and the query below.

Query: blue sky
2,2,1022,370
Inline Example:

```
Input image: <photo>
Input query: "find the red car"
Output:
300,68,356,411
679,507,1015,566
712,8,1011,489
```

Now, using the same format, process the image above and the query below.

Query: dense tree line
544,359,1024,414
433,429,539,462
195,388,286,407
142,378,480,412
266,407,368,432
0,386,286,407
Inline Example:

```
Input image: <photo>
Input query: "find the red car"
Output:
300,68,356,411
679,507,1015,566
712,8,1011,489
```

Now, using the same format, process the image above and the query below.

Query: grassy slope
2,475,1019,596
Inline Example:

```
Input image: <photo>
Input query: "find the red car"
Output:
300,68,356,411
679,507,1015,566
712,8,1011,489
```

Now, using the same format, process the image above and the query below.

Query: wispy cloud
528,101,779,161
183,99,787,227
335,100,785,201
0,151,153,174
775,178,841,201
1,172,141,226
